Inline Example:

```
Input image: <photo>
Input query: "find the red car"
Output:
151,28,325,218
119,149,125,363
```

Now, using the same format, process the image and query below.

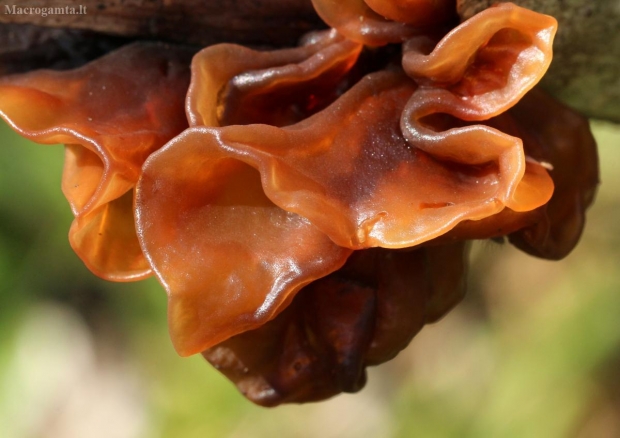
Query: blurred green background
0,118,619,438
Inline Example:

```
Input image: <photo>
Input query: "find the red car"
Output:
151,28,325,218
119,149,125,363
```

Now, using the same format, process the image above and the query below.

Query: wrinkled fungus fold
431,97,557,243
134,4,561,367
310,0,437,46
171,69,551,251
438,88,598,255
136,140,351,356
0,42,192,280
187,29,363,127
203,243,467,406
1,0,599,408
402,3,557,105
399,2,557,219
364,0,456,26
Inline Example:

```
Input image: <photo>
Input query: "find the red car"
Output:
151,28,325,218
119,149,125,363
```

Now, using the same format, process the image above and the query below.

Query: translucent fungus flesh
364,0,456,26
402,2,557,113
1,0,593,409
173,69,551,251
136,137,351,356
187,30,363,128
310,0,434,46
0,42,192,280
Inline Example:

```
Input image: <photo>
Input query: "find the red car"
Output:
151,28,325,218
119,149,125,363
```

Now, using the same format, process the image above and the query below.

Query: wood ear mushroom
0,1,599,406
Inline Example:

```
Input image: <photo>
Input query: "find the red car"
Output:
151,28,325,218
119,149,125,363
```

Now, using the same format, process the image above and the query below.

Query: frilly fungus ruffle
311,0,457,45
0,1,599,406
186,30,364,128
0,43,192,281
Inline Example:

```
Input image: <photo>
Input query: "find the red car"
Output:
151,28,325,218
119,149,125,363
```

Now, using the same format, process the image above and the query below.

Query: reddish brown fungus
401,3,557,97
134,3,560,379
0,0,600,407
0,43,192,281
429,87,590,244
136,147,351,356
202,243,467,406
311,0,437,46
187,30,363,127
508,88,599,259
364,0,457,26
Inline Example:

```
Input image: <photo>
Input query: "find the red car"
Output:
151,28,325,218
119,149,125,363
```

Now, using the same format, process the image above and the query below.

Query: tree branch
0,0,324,47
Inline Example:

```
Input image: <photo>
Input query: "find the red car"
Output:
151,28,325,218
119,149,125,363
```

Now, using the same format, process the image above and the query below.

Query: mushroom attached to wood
0,0,600,407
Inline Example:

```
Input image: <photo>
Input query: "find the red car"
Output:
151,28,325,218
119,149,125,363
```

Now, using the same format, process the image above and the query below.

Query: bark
0,0,324,47
0,23,129,75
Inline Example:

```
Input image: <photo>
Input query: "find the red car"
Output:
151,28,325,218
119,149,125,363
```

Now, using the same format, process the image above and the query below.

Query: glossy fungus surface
187,29,363,127
311,0,433,46
0,42,192,280
137,141,352,355
132,3,565,397
0,0,600,408
364,0,456,26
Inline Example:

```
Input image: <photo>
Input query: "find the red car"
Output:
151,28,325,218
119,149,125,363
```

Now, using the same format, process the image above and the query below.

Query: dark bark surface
0,0,324,47
0,23,130,75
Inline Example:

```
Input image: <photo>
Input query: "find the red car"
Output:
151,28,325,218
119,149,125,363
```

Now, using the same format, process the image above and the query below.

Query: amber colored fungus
136,145,352,356
187,29,363,127
203,243,467,406
135,2,560,368
437,87,598,254
1,0,598,408
364,0,456,26
136,31,372,356
399,2,557,227
401,3,557,98
0,43,192,281
311,0,439,46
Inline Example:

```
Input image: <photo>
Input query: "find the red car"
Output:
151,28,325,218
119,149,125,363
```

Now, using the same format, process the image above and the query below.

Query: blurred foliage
0,119,619,438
